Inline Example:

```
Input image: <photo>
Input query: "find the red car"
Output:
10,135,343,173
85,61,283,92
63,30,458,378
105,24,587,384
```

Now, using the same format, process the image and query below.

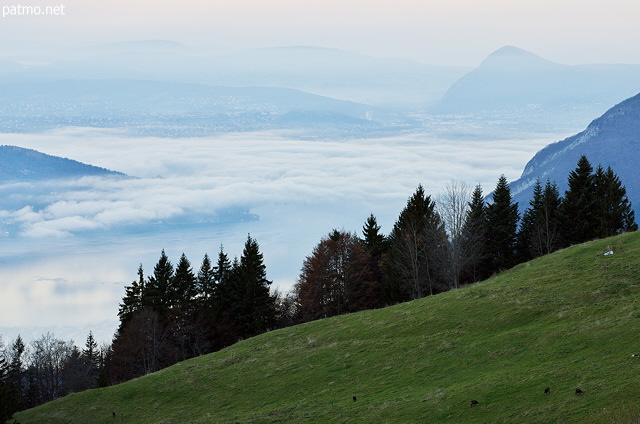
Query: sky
2,0,640,65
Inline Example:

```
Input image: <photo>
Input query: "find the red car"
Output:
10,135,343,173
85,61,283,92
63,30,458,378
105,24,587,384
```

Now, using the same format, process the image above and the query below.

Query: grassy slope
17,232,640,424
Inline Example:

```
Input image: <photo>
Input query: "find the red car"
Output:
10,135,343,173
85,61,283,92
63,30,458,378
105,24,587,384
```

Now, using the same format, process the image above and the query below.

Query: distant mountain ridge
0,145,125,181
510,92,640,211
0,79,405,136
434,46,640,123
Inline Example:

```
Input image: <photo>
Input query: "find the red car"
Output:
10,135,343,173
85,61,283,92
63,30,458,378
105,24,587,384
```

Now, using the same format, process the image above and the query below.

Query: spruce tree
230,236,276,338
534,180,563,256
362,214,387,255
362,214,387,298
117,264,145,329
196,253,216,302
83,331,98,367
460,184,489,283
486,175,519,273
517,179,543,262
386,185,450,301
214,246,233,287
561,156,597,245
144,250,174,313
170,253,197,308
593,165,638,237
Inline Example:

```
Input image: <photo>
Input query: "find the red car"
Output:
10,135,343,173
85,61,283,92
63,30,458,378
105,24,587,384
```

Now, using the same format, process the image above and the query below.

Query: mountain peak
478,45,559,71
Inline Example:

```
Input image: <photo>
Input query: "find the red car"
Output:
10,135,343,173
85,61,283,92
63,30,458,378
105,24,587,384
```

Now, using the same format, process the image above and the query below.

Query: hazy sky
2,0,640,64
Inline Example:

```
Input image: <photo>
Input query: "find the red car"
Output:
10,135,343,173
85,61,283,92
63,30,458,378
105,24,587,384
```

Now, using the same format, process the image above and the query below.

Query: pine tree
6,335,25,412
214,246,233,287
230,235,276,338
196,253,216,302
486,175,519,273
362,214,387,301
533,180,563,256
561,156,597,245
170,253,197,308
386,185,450,301
460,184,489,283
517,179,543,262
518,179,564,260
145,250,174,313
593,165,638,237
362,214,387,255
83,331,98,367
118,264,145,329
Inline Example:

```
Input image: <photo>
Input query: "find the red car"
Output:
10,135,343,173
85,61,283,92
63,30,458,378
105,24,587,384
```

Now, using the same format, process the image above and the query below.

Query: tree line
1,155,636,420
293,155,636,317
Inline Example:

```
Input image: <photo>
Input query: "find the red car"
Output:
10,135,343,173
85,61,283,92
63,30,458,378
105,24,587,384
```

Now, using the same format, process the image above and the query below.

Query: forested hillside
14,231,640,423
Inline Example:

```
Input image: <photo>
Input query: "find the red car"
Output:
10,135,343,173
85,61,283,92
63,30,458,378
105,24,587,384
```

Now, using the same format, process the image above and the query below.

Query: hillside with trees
14,231,640,423
1,155,636,422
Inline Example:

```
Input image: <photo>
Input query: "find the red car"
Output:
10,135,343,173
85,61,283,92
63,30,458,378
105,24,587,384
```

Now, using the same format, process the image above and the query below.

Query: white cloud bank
0,128,561,343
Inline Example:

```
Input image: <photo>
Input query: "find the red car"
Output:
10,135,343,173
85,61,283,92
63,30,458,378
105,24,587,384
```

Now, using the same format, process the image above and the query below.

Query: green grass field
16,232,640,423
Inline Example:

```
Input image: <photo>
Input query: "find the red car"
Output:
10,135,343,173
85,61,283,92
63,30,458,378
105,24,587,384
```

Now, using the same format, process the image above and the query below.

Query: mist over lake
0,127,561,344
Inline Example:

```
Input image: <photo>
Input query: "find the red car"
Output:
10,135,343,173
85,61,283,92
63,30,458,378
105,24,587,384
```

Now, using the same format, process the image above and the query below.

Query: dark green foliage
144,250,174,313
459,184,490,283
561,157,637,245
385,185,450,301
517,179,543,262
117,265,145,331
517,179,563,261
196,253,216,303
361,214,387,302
593,165,638,237
486,175,520,273
561,155,597,245
170,253,197,308
228,235,277,339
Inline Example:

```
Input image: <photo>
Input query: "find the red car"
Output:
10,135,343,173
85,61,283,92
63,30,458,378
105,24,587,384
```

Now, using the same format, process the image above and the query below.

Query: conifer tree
83,331,98,367
561,156,597,245
214,246,233,287
593,165,638,237
117,264,145,329
229,236,276,339
144,250,174,313
386,185,450,301
8,336,26,411
460,184,489,283
517,179,544,262
170,253,197,308
362,214,387,255
362,214,387,298
196,253,216,302
533,180,563,256
486,175,519,272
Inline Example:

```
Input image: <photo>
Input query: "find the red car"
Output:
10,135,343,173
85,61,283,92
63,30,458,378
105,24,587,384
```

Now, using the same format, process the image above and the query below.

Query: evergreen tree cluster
110,235,277,383
293,156,636,321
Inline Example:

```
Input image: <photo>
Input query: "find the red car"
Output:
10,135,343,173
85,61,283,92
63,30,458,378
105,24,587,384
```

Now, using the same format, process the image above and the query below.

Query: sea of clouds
0,127,562,345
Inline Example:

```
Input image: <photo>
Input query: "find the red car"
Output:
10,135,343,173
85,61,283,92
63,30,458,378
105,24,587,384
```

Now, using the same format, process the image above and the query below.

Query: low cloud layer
0,128,559,343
